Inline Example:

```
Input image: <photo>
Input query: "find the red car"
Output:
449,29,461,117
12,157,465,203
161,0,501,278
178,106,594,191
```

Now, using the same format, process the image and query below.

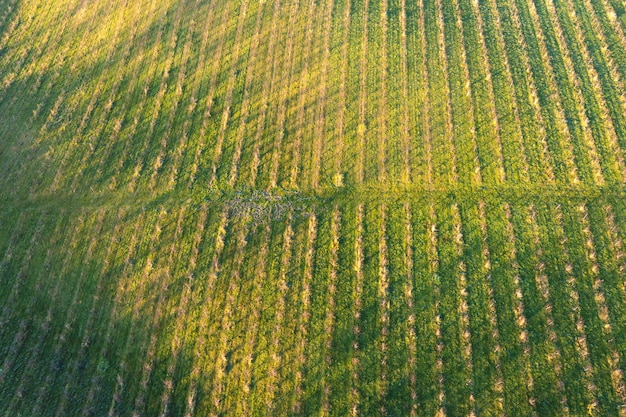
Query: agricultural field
1,0,626,415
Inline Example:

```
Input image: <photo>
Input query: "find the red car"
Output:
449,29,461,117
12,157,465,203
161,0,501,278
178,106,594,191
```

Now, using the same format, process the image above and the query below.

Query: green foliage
1,0,626,415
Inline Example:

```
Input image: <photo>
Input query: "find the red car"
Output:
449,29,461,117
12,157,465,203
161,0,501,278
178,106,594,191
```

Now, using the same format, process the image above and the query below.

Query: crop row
3,0,626,198
2,194,626,414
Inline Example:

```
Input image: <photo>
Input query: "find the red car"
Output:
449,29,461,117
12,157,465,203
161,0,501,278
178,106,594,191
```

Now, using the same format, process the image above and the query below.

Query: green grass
1,0,626,415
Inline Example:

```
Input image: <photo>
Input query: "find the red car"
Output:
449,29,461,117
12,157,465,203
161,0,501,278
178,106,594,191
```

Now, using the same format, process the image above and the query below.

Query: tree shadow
0,0,185,201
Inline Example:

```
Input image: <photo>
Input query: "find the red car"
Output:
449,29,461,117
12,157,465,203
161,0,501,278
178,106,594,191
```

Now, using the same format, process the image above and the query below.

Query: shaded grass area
1,190,626,415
